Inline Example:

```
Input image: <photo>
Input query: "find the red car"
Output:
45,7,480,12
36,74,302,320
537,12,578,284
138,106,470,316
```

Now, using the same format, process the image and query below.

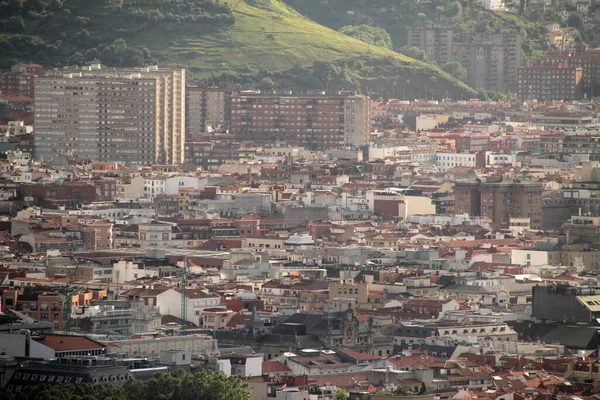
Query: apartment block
518,63,583,101
457,31,522,93
230,93,370,149
544,49,600,95
186,85,234,133
454,180,544,229
406,25,453,65
34,65,185,165
1,64,44,98
563,133,600,161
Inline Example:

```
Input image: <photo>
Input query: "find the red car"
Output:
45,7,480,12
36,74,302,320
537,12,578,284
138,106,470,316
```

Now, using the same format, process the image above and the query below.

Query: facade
454,180,544,229
563,133,600,160
544,49,600,94
230,93,370,149
366,190,437,221
34,65,185,165
1,64,44,98
185,85,234,133
406,26,454,65
436,152,479,171
532,285,600,324
457,31,522,93
518,63,583,101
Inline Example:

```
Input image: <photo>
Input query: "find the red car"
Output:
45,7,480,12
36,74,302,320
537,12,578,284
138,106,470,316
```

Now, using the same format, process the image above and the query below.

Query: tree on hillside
405,46,427,62
338,24,393,50
441,61,467,82
121,47,144,67
257,77,275,92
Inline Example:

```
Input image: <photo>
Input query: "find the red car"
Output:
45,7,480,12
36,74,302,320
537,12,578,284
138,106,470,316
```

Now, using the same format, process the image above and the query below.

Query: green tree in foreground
333,387,349,400
0,369,251,400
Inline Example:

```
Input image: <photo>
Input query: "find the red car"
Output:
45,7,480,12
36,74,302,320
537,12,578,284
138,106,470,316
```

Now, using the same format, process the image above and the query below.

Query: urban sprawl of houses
8,17,600,399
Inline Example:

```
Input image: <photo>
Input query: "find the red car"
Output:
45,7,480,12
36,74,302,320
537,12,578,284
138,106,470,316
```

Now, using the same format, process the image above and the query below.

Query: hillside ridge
0,0,477,98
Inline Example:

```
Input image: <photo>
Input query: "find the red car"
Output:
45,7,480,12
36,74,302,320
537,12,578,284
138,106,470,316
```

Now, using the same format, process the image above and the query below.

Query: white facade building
436,152,477,171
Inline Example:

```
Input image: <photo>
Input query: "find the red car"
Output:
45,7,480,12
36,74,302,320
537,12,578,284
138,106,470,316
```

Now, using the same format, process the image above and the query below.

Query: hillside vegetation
284,0,552,64
0,0,477,98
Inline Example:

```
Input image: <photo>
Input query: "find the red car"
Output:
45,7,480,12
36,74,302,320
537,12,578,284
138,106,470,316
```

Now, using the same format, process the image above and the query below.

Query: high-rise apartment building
518,63,583,101
457,31,522,93
186,85,234,133
454,180,544,229
34,65,185,165
406,25,453,65
230,93,370,149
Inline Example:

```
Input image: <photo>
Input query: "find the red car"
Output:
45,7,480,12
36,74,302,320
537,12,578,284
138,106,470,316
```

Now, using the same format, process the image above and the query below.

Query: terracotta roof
34,334,105,352
262,361,292,374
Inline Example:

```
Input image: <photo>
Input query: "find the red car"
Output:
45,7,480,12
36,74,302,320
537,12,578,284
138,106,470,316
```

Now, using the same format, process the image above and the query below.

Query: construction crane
180,256,188,335
62,285,83,333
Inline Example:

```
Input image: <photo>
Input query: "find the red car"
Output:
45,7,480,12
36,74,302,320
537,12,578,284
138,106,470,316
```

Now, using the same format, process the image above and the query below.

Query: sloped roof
34,334,105,352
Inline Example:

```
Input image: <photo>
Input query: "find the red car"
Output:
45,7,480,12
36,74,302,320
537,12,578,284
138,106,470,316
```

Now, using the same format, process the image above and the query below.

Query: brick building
518,63,583,101
230,93,370,149
20,182,97,208
454,180,544,229
1,64,44,97
544,49,600,95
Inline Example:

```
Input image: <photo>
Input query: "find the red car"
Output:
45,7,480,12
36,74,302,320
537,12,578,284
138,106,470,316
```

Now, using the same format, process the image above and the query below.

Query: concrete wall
106,334,218,357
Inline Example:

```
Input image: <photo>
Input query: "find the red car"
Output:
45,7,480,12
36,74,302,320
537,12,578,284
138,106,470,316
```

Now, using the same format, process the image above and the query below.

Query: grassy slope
1,0,476,97
283,0,550,66
126,0,475,95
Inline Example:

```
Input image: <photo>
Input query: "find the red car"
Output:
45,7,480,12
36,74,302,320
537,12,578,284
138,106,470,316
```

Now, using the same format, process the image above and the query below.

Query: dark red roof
34,334,105,351
262,361,292,374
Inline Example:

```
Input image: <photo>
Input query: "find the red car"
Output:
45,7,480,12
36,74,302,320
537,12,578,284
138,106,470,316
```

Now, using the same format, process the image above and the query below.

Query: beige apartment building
34,65,185,165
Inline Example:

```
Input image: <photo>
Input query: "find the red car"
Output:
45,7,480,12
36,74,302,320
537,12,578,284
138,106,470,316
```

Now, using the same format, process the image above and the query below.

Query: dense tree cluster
338,24,393,50
0,369,251,400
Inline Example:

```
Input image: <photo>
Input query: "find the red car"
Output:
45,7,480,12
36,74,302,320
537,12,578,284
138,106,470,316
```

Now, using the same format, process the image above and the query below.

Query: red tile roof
262,361,292,374
35,334,105,352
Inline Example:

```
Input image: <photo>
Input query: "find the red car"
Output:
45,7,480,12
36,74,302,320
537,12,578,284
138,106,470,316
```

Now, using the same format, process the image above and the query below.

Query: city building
518,63,583,101
544,49,600,95
562,133,600,160
406,25,454,65
34,65,185,165
366,189,437,221
185,85,234,133
1,64,44,98
230,93,370,149
457,31,522,93
454,179,544,229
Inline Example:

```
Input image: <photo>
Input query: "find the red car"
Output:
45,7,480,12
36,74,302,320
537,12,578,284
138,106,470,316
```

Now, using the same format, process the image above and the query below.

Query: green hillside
284,0,553,64
0,0,477,98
